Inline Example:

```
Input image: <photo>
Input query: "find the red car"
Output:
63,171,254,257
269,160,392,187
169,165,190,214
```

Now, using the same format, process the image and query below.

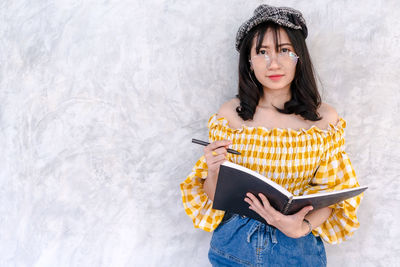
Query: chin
262,82,291,90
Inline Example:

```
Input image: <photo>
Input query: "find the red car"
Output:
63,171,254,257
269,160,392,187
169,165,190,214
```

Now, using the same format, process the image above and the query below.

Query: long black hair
236,21,322,121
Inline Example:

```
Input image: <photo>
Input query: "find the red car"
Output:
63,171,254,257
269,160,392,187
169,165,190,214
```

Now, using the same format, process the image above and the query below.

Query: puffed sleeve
179,114,225,232
302,121,364,244
180,155,225,232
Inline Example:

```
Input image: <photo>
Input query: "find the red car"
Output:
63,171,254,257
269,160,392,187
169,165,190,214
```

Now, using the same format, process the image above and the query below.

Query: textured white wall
1,0,399,266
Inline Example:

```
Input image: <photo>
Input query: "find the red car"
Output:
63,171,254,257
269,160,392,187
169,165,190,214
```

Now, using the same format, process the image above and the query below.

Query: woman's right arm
203,140,232,201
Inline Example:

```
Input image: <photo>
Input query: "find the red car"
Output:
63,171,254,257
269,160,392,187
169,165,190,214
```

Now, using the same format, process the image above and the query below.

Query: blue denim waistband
210,212,327,266
245,218,278,244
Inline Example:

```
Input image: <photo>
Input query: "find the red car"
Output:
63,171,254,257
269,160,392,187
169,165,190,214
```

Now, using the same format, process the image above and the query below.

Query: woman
180,4,363,266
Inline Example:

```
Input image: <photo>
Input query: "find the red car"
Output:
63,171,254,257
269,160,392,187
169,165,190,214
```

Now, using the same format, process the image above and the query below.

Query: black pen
192,138,241,155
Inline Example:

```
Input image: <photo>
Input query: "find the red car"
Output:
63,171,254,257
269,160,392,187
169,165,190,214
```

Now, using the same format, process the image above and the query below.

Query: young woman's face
249,27,298,91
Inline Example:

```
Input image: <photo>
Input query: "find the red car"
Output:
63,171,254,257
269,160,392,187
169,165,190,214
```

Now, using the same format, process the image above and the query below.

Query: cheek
253,70,263,80
287,66,297,81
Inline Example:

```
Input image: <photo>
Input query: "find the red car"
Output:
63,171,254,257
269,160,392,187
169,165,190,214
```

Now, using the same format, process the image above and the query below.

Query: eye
281,47,291,53
258,49,267,55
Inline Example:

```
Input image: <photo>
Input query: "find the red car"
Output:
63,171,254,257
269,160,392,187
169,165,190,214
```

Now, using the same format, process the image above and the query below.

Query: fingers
258,193,272,209
244,193,267,220
208,153,227,165
204,140,232,153
244,193,282,226
212,147,228,156
204,140,231,164
204,140,232,180
296,206,313,219
253,193,279,215
244,193,264,210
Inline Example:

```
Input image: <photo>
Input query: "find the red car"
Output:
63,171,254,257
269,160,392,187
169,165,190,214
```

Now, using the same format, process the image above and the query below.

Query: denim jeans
208,213,326,267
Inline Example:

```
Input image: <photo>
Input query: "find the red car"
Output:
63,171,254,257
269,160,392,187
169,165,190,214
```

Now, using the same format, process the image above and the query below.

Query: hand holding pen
192,138,234,182
192,138,241,155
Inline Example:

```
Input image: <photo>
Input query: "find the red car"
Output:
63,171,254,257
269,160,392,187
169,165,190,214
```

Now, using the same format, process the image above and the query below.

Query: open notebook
212,161,367,223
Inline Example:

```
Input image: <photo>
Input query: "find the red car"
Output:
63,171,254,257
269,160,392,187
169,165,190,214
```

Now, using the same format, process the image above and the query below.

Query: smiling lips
268,75,284,81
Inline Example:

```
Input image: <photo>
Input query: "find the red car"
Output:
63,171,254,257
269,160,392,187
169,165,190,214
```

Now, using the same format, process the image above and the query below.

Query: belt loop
246,221,261,243
270,227,278,244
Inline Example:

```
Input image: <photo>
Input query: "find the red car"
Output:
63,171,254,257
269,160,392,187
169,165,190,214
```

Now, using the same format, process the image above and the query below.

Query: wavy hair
236,21,322,121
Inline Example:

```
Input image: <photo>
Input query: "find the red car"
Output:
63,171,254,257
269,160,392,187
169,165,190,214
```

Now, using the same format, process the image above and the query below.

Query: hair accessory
235,4,308,52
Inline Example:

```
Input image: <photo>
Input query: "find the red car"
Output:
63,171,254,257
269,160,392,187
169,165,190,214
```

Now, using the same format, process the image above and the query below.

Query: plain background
1,0,399,266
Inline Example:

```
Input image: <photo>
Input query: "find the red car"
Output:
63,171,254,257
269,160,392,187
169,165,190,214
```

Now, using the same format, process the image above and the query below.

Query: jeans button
241,215,247,218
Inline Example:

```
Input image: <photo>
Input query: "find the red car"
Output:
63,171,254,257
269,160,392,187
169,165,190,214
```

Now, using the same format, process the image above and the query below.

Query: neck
258,86,291,109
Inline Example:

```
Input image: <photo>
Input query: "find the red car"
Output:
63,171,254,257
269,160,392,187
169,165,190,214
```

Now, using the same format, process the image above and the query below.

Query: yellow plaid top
180,113,364,244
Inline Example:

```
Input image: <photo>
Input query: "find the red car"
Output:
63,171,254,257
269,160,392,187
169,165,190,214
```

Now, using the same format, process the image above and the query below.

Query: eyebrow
260,43,293,48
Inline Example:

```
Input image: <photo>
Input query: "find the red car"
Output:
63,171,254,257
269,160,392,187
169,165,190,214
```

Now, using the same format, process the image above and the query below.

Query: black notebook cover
286,187,367,215
212,161,367,223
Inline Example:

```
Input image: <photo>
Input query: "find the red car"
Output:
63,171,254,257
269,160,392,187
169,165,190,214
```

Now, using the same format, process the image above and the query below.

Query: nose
268,53,280,69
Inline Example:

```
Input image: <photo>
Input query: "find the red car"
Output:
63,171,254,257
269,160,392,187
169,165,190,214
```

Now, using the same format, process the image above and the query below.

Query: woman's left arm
304,206,332,233
244,193,332,238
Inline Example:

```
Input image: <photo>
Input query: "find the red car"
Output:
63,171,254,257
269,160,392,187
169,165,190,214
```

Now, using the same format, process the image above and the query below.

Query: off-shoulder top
180,113,363,244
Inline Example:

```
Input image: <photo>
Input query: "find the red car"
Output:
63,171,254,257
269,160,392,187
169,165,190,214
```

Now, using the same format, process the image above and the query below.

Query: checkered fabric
180,113,364,244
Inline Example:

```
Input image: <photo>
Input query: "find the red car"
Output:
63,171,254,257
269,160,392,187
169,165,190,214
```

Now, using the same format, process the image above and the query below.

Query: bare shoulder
216,98,243,128
317,102,339,129
216,98,240,120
